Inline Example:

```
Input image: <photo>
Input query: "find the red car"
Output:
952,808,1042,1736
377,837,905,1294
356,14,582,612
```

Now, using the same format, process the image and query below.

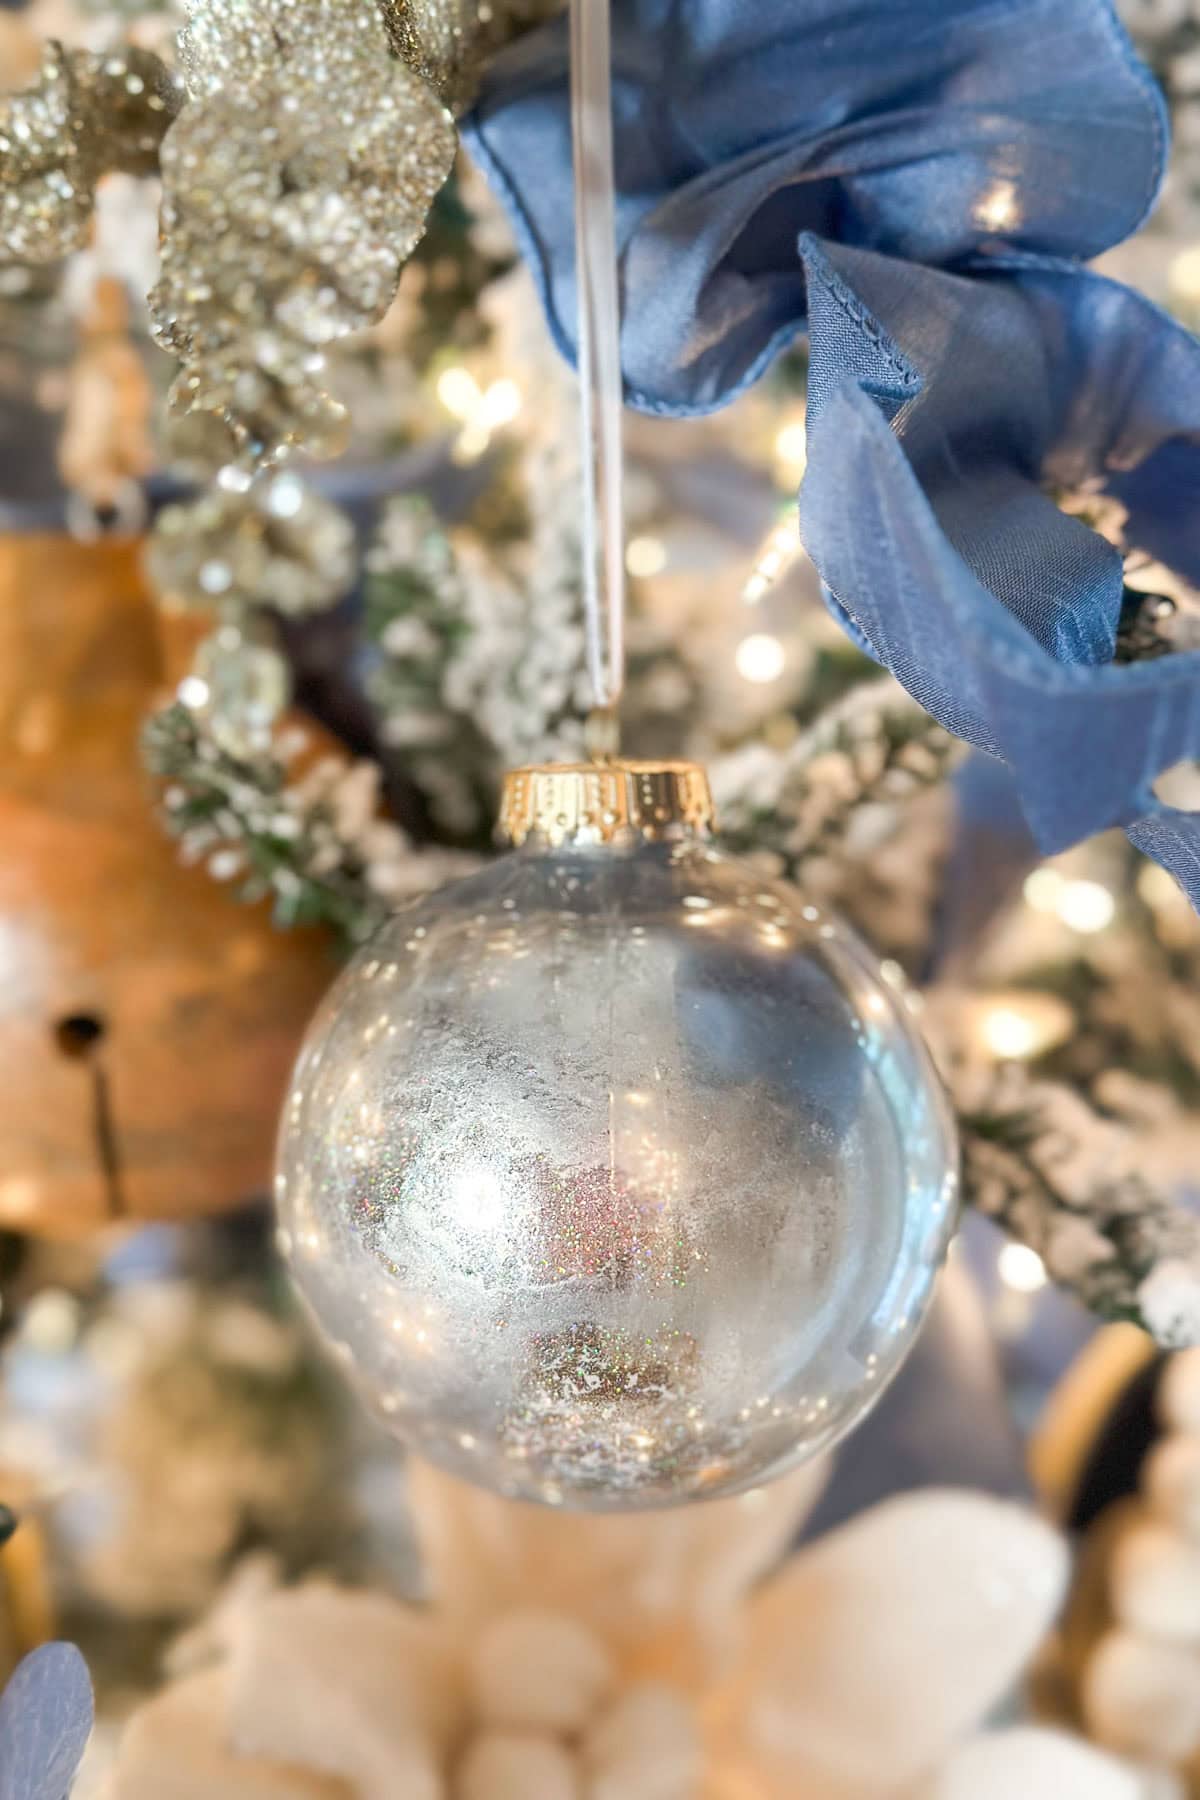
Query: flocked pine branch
142,703,474,943
712,678,962,872
711,679,960,965
951,1056,1200,1346
364,482,699,838
364,482,591,837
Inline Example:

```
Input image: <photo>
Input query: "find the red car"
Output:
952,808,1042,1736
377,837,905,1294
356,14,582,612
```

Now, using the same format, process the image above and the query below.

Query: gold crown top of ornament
499,760,715,848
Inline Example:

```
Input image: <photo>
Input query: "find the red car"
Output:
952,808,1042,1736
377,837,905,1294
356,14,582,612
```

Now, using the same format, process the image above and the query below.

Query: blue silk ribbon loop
465,0,1200,902
465,0,1167,415
799,237,1200,898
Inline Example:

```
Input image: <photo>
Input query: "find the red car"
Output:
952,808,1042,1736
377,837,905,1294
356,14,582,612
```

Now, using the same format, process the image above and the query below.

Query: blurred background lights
1023,869,1066,913
974,178,1022,233
435,365,480,416
735,632,787,684
1169,243,1200,320
977,992,1074,1062
1056,880,1116,935
742,515,803,605
625,535,668,579
982,1006,1044,1062
437,366,523,461
1022,868,1115,934
997,1242,1048,1294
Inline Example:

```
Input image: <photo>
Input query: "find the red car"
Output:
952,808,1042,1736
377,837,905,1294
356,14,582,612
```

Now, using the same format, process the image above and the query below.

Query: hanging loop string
570,0,626,736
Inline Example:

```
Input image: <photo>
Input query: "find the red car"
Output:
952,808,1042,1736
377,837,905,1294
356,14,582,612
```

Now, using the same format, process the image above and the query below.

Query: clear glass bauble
276,829,958,1510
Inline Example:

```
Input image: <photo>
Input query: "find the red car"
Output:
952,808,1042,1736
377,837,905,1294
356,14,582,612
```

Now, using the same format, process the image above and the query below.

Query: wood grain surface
0,535,335,1235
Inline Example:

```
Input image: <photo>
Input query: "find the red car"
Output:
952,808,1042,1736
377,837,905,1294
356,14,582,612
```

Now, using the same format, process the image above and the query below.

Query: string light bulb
1057,880,1116,935
998,1242,1048,1294
975,991,1074,1063
436,365,523,462
1022,868,1116,935
735,632,787,684
974,179,1022,233
625,535,668,578
742,514,803,606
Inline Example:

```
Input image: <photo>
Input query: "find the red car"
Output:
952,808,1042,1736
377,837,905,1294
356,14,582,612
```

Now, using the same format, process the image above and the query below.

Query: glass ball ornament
276,761,959,1510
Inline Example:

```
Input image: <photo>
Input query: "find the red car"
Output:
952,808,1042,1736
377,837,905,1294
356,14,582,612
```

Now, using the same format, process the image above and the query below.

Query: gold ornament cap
499,760,715,848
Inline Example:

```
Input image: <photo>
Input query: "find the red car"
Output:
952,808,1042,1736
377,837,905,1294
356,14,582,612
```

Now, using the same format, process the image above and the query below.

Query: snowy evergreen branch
142,703,474,943
953,1058,1200,1345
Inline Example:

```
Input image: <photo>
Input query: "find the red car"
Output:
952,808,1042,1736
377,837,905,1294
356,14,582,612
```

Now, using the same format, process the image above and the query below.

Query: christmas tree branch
949,1056,1200,1346
713,679,962,873
142,703,473,944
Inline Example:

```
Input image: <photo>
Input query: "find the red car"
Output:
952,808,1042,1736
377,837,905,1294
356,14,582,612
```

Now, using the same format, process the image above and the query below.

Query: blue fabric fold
464,0,1200,903
800,240,1200,891
465,0,1166,413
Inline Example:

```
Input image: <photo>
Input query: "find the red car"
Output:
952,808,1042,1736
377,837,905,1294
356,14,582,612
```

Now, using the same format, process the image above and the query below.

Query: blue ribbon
466,0,1200,902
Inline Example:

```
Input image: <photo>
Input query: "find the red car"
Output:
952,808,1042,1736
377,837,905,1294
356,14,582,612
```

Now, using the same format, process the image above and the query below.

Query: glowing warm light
0,1177,41,1222
480,377,522,428
774,418,808,484
1139,862,1184,910
975,179,1022,233
178,675,210,710
743,516,802,605
626,535,668,578
1023,869,1066,914
983,1007,1041,1061
1057,879,1116,935
998,1242,1047,1294
1171,245,1200,305
736,632,787,683
978,992,1073,1062
438,368,523,462
1023,868,1116,935
437,366,482,418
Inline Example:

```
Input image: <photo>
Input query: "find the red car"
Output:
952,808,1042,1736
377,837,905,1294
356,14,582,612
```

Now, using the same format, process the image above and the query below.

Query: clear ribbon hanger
570,0,626,754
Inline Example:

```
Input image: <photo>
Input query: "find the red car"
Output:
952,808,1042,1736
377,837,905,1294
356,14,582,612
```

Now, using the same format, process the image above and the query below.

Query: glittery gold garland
379,0,477,105
0,41,182,265
152,0,456,463
0,2,557,758
1,1,552,466
380,0,565,113
147,470,357,618
140,0,467,749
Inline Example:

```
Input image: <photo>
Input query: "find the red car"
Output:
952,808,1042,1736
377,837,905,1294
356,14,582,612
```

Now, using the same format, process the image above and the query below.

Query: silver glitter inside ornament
276,762,959,1509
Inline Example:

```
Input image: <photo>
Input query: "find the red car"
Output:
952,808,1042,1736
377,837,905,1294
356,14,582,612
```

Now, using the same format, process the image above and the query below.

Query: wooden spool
0,534,335,1235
